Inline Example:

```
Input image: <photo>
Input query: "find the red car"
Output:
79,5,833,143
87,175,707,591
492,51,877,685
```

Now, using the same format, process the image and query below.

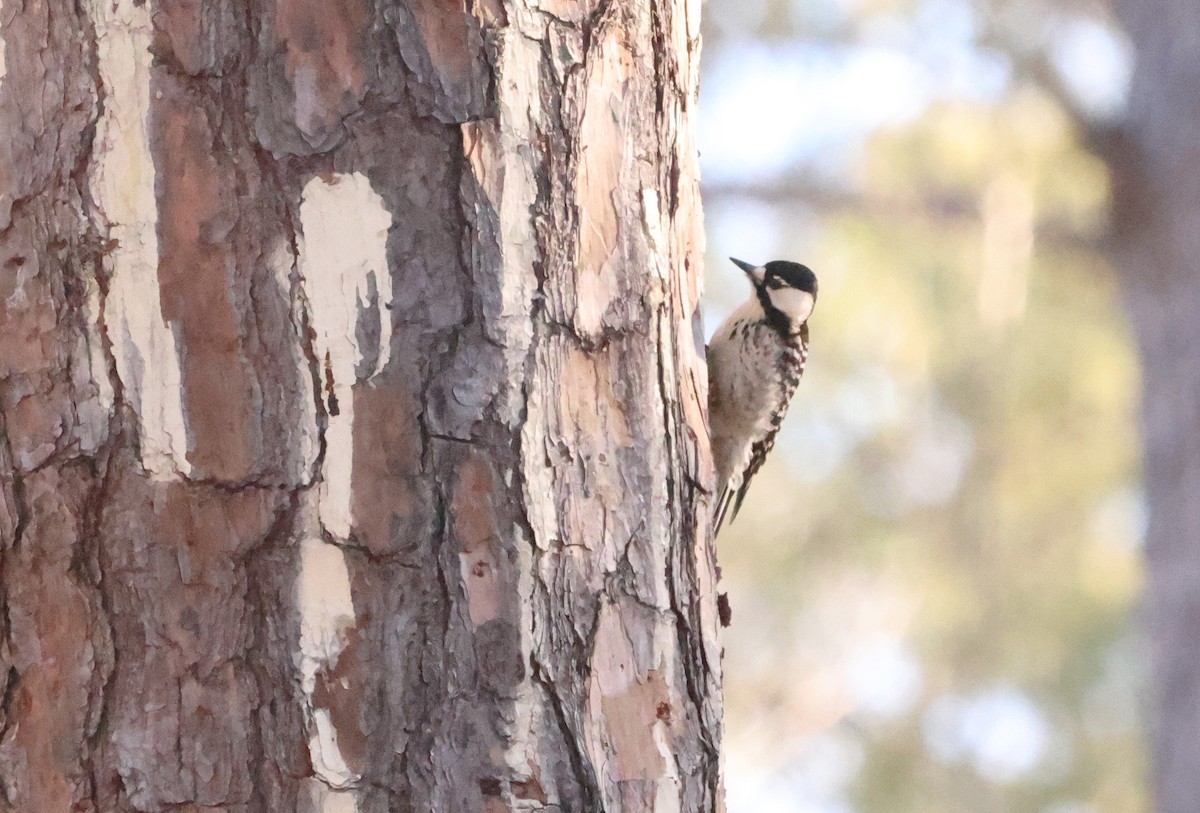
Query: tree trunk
0,0,722,810
1108,3,1200,811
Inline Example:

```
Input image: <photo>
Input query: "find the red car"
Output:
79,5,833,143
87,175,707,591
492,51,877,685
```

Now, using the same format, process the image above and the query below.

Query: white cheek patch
770,288,815,322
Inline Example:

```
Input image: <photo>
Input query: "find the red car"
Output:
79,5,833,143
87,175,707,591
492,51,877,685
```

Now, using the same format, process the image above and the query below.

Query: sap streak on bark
291,172,398,804
297,172,393,542
297,526,361,792
308,784,360,813
89,0,190,479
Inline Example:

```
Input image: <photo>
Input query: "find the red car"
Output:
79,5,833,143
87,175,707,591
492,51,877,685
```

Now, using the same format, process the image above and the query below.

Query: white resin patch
88,0,190,478
298,173,393,541
307,783,359,813
297,531,359,788
309,708,357,789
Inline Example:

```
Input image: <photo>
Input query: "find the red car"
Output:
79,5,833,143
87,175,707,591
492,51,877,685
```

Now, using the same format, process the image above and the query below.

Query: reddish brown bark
0,0,720,810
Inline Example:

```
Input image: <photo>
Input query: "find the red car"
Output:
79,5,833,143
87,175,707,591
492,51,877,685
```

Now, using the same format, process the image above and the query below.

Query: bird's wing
712,326,809,536
729,427,781,523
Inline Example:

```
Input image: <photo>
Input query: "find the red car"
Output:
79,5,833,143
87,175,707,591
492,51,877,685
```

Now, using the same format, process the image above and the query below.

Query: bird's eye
767,277,784,289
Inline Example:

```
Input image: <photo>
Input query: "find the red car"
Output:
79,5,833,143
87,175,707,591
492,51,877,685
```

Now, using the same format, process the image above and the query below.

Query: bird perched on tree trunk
707,257,818,534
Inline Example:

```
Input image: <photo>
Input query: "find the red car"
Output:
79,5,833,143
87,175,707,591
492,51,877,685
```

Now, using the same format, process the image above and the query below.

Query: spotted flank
712,323,809,534
708,257,817,536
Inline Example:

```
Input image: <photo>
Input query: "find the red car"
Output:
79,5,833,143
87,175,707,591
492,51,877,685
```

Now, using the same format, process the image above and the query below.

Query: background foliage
699,2,1146,810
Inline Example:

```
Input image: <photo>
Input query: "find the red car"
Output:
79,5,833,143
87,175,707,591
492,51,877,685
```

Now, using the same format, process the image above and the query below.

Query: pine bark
0,0,722,810
1108,4,1200,810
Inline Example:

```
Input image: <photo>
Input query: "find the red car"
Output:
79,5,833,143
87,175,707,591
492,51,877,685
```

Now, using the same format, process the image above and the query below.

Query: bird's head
731,257,818,326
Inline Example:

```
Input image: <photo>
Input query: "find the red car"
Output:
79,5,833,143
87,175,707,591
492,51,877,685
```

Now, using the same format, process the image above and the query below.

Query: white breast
707,300,791,496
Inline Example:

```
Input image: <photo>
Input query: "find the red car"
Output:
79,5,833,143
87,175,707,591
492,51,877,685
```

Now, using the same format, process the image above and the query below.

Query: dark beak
730,257,757,279
724,259,763,291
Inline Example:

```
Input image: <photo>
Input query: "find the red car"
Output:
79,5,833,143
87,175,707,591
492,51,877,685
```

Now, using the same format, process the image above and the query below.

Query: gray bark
0,0,723,810
1105,3,1200,810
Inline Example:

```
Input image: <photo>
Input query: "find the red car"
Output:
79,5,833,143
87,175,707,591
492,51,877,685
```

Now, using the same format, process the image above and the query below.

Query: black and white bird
708,257,818,534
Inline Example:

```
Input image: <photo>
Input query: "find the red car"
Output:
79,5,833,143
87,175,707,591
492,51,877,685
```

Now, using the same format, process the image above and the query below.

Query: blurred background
697,1,1158,811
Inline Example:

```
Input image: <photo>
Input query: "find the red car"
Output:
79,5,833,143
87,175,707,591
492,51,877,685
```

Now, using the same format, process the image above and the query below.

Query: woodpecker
708,257,818,534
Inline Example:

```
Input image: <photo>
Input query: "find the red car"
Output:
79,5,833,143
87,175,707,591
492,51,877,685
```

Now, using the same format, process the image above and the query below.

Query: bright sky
698,0,1013,185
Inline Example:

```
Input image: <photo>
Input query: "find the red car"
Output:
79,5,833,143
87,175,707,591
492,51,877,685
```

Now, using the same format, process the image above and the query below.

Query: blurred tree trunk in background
1103,4,1200,811
0,0,722,810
